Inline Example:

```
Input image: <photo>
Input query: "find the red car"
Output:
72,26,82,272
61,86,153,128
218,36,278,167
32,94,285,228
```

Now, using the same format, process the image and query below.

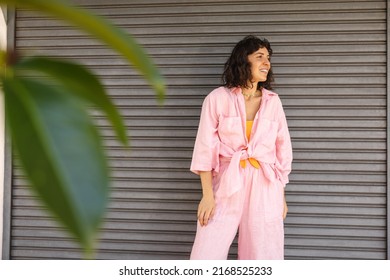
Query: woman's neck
241,82,261,98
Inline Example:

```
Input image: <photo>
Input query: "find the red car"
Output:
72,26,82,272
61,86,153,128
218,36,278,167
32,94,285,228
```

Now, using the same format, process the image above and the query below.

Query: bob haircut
222,35,274,90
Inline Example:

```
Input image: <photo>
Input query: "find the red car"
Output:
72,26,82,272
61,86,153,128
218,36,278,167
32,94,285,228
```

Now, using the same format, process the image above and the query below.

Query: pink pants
190,163,285,260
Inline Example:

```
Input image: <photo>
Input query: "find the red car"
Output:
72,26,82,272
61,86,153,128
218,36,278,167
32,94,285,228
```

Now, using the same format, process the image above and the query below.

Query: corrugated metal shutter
8,0,387,259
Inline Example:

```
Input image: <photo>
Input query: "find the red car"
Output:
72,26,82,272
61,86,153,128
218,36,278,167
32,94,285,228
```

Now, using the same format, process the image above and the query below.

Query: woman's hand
283,194,288,220
197,171,215,226
197,194,216,226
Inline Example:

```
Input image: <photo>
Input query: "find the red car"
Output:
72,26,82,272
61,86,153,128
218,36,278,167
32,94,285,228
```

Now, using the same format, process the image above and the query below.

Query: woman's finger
210,207,215,219
203,210,211,226
197,206,205,226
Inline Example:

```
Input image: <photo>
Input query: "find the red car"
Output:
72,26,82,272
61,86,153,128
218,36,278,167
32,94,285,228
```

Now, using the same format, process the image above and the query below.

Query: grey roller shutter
6,0,387,259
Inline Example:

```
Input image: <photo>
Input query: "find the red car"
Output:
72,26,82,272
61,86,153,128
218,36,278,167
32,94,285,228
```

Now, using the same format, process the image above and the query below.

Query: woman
189,35,292,260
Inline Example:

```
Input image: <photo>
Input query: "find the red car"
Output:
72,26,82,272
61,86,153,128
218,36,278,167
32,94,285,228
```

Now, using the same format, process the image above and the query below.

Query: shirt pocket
218,116,243,147
257,118,278,149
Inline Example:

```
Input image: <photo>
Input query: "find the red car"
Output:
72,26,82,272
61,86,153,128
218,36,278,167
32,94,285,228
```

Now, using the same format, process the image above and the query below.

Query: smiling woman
222,35,274,91
189,35,292,260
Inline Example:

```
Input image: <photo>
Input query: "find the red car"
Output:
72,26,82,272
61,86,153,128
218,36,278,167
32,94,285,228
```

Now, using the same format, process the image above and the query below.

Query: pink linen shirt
190,86,293,198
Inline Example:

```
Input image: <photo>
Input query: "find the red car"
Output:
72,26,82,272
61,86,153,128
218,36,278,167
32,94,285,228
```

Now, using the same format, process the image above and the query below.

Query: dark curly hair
222,35,274,90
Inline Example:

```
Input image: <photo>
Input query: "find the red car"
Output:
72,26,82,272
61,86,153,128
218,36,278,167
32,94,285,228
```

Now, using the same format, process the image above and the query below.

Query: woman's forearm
199,171,214,198
197,171,215,226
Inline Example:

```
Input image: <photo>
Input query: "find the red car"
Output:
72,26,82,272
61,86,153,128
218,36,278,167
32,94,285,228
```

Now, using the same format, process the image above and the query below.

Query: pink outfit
190,86,292,260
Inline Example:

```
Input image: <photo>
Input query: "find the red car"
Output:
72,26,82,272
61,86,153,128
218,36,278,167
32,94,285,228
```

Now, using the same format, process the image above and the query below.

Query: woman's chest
244,98,262,121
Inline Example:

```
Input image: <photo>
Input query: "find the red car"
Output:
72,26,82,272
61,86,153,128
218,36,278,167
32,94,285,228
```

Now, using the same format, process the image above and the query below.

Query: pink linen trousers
190,86,293,260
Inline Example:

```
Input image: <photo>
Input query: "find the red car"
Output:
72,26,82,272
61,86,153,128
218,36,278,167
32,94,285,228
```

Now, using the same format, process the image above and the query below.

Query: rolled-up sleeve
190,94,220,175
275,98,293,186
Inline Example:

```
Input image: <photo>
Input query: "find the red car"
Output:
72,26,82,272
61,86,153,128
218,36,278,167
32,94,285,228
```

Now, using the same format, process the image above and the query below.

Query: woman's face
247,47,271,83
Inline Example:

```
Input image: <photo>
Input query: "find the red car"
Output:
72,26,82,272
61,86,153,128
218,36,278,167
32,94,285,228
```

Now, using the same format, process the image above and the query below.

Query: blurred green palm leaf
15,56,128,145
0,0,166,257
3,75,109,256
1,0,165,101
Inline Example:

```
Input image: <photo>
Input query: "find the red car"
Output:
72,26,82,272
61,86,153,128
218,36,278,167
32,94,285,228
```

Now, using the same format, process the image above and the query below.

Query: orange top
240,121,261,169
